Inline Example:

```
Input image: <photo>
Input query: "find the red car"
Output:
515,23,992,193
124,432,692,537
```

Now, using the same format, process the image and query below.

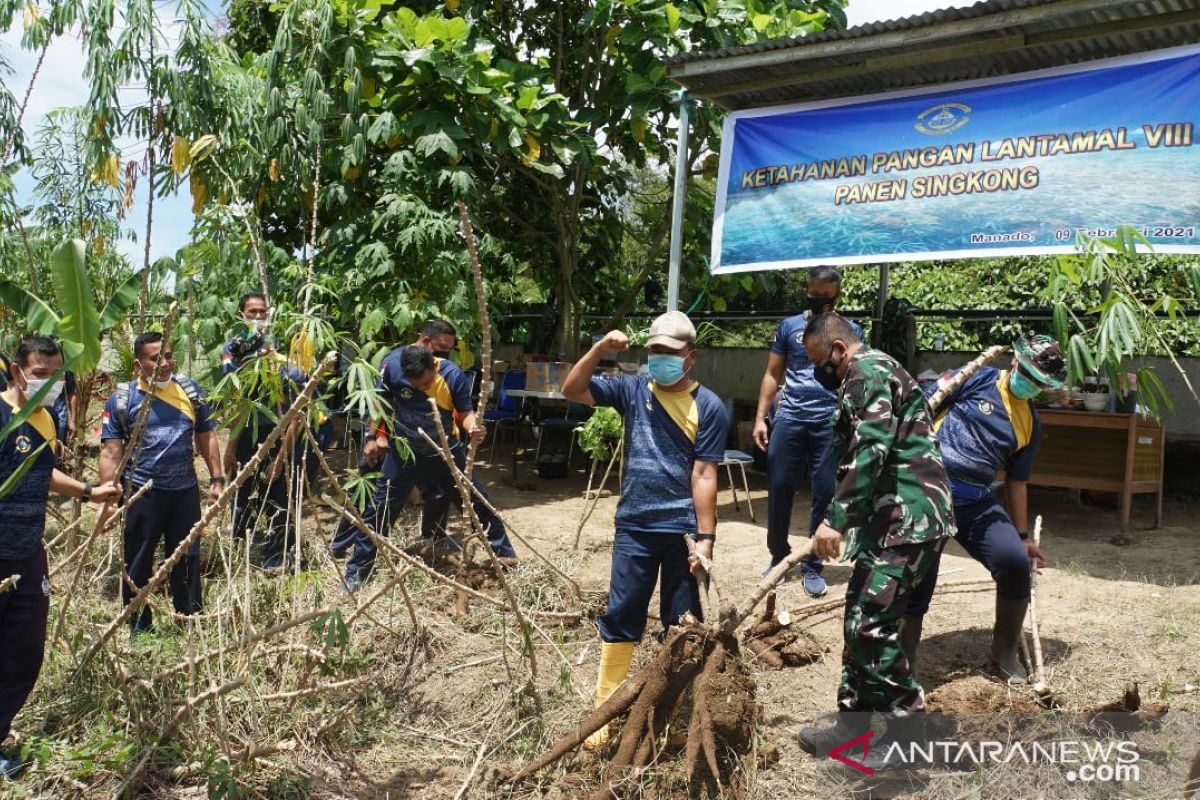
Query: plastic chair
535,403,592,467
486,370,526,459
719,449,756,521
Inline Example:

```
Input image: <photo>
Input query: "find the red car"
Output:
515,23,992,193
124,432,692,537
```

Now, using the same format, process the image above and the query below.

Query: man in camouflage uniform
797,313,955,772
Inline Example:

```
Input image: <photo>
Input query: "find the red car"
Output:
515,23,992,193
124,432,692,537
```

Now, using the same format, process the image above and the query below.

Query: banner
711,45,1200,274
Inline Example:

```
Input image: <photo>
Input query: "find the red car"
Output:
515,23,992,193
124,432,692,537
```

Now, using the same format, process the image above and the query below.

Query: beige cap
646,310,697,349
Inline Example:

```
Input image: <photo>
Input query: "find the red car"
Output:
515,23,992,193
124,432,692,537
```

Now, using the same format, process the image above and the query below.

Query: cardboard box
525,362,552,392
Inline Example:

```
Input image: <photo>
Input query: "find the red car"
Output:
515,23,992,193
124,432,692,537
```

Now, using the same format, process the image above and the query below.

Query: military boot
899,614,924,683
798,712,872,756
990,595,1029,683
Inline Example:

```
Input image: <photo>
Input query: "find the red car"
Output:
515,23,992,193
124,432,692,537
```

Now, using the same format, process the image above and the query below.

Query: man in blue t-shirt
99,332,224,632
904,335,1066,683
562,310,728,749
1,336,120,779
753,266,862,597
330,320,516,590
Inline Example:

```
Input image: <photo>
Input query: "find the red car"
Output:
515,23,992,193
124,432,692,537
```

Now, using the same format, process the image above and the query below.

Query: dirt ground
315,452,1200,800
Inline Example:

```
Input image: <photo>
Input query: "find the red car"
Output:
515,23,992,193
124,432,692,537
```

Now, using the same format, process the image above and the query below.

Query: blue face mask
647,354,687,386
1008,370,1042,400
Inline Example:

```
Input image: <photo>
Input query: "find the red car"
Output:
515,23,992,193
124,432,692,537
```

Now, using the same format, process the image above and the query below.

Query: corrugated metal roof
668,0,1200,110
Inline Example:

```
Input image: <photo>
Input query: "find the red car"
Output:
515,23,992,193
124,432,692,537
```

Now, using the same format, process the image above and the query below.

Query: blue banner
711,45,1200,274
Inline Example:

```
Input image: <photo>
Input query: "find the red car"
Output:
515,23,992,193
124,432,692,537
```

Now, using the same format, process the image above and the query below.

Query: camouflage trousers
838,539,945,714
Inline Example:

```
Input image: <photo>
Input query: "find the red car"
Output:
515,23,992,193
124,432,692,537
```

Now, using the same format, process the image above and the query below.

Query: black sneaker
0,750,29,781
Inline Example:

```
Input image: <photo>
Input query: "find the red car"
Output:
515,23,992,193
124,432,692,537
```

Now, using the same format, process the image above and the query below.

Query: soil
326,454,1200,799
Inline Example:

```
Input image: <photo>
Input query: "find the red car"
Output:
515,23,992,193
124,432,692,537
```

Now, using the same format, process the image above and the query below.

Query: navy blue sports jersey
588,375,728,535
379,346,473,471
928,367,1040,486
0,396,58,560
771,313,865,424
101,377,217,491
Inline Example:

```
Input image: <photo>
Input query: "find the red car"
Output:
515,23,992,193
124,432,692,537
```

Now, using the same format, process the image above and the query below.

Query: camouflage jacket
823,348,955,558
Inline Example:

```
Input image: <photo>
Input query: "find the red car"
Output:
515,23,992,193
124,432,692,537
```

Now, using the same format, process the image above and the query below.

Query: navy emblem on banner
915,102,971,135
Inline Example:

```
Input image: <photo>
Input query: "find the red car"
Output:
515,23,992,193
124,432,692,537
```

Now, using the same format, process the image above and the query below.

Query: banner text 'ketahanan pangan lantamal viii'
710,44,1200,274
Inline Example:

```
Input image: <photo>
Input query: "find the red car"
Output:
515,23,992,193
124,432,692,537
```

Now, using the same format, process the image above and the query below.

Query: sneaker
0,750,29,781
330,545,348,559
800,567,828,598
343,572,366,594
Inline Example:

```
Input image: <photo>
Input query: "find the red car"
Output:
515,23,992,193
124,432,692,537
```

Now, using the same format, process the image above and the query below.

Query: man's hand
812,522,844,561
67,420,77,441
598,330,631,353
362,437,387,468
752,418,770,452
1025,539,1046,573
89,482,122,504
688,538,714,576
469,421,487,443
208,481,223,504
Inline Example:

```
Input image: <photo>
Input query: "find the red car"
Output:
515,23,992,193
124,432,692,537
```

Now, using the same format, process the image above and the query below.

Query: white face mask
20,369,64,407
154,376,174,390
244,316,269,332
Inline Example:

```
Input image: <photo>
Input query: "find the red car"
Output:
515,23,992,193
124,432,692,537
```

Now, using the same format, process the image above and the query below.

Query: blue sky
1,2,223,267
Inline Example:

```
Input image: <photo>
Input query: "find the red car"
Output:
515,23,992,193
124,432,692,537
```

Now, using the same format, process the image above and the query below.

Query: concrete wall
494,344,1200,439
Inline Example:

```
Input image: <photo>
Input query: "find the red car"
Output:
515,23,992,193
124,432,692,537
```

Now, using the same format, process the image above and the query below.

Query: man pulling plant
561,311,728,749
329,320,516,591
903,334,1065,683
99,332,224,632
797,314,954,772
1,335,120,779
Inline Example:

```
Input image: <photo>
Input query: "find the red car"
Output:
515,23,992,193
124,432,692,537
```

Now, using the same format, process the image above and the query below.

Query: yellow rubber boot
583,641,635,750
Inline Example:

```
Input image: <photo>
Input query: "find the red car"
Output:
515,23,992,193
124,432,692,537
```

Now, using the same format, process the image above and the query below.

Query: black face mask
814,355,843,392
807,295,837,317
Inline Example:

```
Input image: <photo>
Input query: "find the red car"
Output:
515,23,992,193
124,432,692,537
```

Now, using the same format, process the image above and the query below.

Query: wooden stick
928,345,1009,413
730,539,815,632
418,427,582,600
75,353,336,670
573,437,623,549
1028,515,1048,691
48,480,154,580
420,406,539,680
455,200,491,483
324,499,508,611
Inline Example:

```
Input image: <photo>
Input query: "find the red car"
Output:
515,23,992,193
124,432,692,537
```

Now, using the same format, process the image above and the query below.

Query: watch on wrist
1018,530,1029,541
210,476,227,487
694,533,716,542
81,481,93,502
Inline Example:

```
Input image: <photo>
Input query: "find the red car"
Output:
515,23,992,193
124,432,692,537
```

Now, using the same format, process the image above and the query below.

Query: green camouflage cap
1013,334,1066,389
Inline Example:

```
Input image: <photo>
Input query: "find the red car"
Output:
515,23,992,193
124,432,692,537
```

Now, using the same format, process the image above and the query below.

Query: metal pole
666,91,690,311
873,263,890,348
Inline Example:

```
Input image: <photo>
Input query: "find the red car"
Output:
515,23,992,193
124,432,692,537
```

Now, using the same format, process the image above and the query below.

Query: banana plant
0,238,142,375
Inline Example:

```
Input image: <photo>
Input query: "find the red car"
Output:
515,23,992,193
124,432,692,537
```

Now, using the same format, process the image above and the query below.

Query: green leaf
0,281,59,334
414,130,459,159
664,2,681,33
98,270,144,331
50,240,102,375
1052,302,1069,349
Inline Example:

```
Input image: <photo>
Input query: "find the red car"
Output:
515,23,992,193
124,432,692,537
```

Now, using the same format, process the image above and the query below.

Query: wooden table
1028,409,1165,530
